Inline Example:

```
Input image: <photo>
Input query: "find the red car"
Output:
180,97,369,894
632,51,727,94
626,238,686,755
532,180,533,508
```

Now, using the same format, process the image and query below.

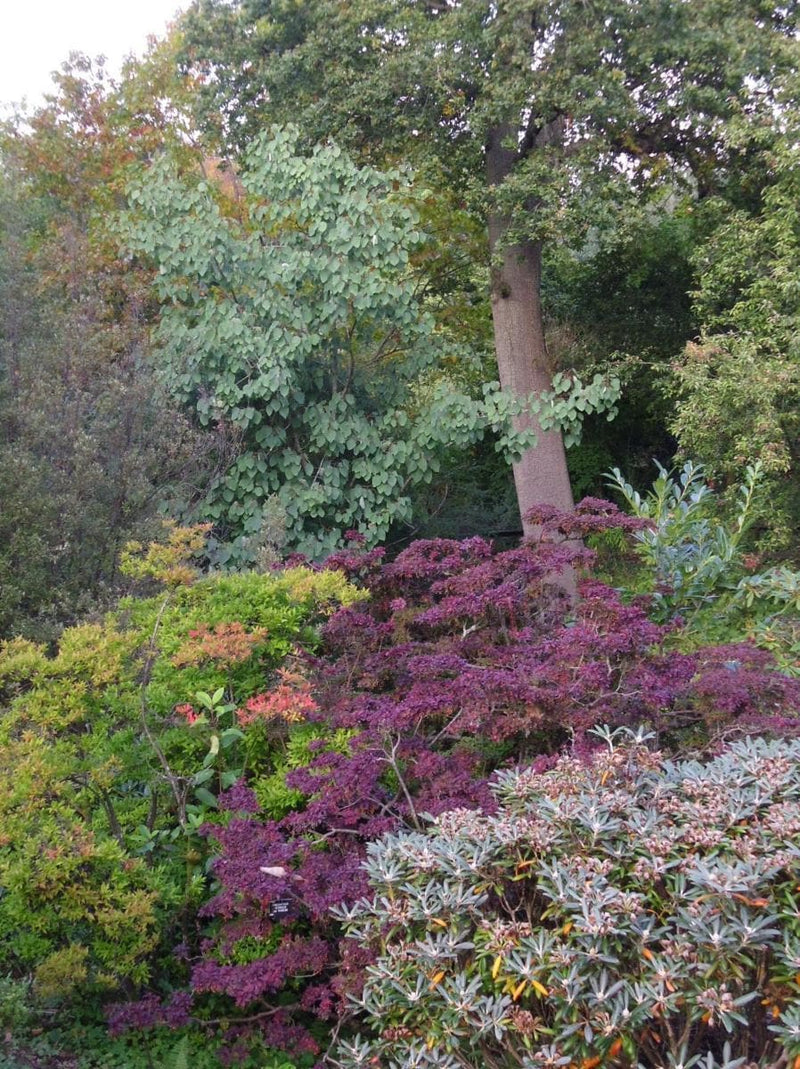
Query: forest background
2,2,800,1068
3,0,800,637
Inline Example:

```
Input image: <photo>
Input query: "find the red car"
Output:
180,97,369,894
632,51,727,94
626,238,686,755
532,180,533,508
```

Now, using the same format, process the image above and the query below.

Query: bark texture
486,125,574,538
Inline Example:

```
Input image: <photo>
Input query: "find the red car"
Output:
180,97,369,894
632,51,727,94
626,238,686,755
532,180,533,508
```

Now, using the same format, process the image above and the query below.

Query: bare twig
382,734,422,831
138,593,190,829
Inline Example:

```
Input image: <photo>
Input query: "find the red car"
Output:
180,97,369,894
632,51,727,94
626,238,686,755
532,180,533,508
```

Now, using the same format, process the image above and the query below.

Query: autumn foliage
100,505,800,1059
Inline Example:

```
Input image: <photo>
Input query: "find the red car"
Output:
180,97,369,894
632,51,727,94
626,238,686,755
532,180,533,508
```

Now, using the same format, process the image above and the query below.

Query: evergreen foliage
106,509,799,1058
335,731,800,1069
0,57,219,642
2,5,800,1067
176,0,799,528
671,124,800,548
0,526,360,1009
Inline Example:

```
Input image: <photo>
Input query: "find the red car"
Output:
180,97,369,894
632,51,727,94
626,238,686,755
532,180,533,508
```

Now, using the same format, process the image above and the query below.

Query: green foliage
737,569,800,677
123,126,616,558
0,1019,304,1069
544,210,697,492
0,527,361,1007
122,125,444,558
607,461,800,661
252,721,356,819
610,460,800,647
0,61,219,643
5,8,800,1061
607,461,761,618
671,335,800,551
402,436,519,542
120,522,212,587
671,125,800,549
179,0,797,222
174,0,798,530
334,730,800,1069
0,975,32,1034
546,212,697,370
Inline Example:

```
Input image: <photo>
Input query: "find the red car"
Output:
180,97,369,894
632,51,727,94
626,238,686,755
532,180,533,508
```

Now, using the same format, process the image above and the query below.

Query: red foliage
111,501,800,1058
237,670,318,726
171,622,269,668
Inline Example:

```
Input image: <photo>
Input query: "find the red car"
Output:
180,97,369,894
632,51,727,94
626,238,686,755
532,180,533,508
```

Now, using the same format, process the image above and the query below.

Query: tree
0,55,218,639
123,126,616,558
177,0,798,533
670,120,800,551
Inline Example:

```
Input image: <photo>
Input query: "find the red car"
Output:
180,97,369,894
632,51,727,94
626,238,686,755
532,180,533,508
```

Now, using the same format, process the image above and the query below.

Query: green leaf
194,787,219,809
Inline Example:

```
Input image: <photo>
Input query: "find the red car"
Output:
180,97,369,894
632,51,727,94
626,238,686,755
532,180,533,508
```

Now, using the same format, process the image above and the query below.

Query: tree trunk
486,125,574,538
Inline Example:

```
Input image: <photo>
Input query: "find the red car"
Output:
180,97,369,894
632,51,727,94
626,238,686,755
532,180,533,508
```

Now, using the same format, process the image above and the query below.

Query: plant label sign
268,898,293,921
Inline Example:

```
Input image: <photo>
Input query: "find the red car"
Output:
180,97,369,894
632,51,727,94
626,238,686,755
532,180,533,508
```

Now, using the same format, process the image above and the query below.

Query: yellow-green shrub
0,557,361,1004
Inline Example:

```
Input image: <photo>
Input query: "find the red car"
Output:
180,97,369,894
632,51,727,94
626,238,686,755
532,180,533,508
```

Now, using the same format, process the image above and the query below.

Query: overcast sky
1,0,186,111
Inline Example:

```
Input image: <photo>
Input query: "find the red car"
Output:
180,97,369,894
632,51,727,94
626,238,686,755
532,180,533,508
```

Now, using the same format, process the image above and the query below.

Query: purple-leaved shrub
110,504,800,1060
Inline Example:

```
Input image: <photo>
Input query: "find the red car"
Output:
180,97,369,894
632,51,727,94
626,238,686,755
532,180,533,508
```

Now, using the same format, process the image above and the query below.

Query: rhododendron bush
107,504,800,1060
334,731,800,1069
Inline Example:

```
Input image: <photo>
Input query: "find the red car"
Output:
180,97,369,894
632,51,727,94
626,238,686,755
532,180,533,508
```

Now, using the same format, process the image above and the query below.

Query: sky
1,0,187,111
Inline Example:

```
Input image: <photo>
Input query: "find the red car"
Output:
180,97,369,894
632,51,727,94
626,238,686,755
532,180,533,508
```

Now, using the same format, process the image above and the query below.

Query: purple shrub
112,502,800,1058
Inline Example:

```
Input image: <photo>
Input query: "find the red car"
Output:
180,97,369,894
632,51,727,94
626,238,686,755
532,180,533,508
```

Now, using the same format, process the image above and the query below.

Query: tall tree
0,55,217,639
177,0,798,533
671,113,800,552
123,127,615,558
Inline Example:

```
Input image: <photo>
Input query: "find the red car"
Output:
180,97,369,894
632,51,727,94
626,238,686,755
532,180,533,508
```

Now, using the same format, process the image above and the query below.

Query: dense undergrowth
1,474,799,1069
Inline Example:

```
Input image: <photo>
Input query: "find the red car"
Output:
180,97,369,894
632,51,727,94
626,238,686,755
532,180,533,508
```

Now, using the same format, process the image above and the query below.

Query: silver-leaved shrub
333,729,800,1069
